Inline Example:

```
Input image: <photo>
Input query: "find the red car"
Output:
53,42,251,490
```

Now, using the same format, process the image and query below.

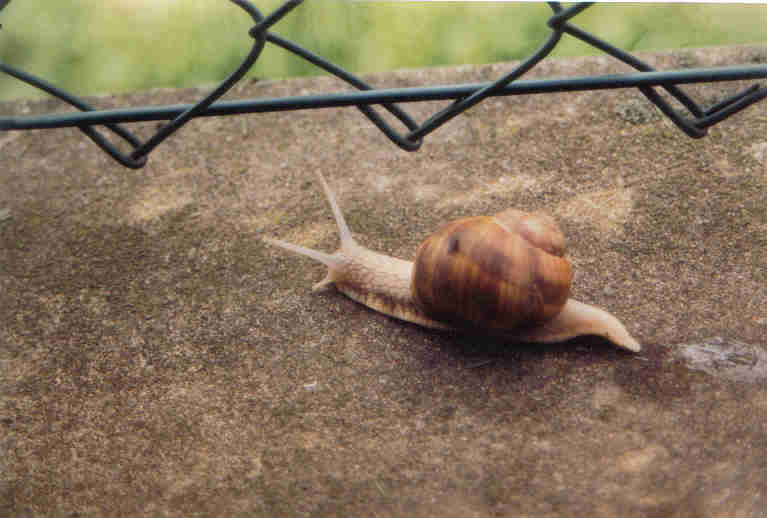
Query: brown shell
411,209,572,331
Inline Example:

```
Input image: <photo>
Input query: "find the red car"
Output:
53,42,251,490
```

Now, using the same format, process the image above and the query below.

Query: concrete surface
2,45,767,517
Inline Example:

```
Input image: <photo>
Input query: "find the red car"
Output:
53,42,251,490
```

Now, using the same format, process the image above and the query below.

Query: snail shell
263,173,640,352
412,211,572,331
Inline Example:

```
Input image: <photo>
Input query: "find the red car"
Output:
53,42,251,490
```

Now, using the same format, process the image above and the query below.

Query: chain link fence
1,0,766,169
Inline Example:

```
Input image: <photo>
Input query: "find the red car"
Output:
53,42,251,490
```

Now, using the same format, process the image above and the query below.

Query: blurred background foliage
0,1,765,101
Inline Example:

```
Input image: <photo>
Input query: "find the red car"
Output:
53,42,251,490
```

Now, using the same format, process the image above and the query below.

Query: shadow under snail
264,173,640,353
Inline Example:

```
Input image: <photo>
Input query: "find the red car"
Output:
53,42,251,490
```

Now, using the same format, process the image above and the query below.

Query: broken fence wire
1,0,766,169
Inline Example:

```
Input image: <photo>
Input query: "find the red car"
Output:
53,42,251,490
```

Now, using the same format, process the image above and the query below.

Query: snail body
264,174,640,352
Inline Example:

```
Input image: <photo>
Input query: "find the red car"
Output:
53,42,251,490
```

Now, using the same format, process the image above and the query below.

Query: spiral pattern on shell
411,209,573,332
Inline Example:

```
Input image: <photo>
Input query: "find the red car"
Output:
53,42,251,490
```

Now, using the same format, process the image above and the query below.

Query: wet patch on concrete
673,336,767,383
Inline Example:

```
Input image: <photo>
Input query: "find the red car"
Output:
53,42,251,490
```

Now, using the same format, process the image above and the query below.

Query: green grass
0,1,765,101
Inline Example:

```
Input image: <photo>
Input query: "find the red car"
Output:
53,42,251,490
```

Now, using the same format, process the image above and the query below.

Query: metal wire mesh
1,0,766,169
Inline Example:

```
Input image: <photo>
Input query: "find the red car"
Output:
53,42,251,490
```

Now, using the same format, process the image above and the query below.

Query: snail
263,173,640,353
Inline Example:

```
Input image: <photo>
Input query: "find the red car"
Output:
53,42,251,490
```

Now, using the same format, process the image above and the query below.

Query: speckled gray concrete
2,46,767,517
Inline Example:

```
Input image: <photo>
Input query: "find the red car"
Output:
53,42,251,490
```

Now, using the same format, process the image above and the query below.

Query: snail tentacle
263,172,359,291
261,236,345,291
316,170,355,250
